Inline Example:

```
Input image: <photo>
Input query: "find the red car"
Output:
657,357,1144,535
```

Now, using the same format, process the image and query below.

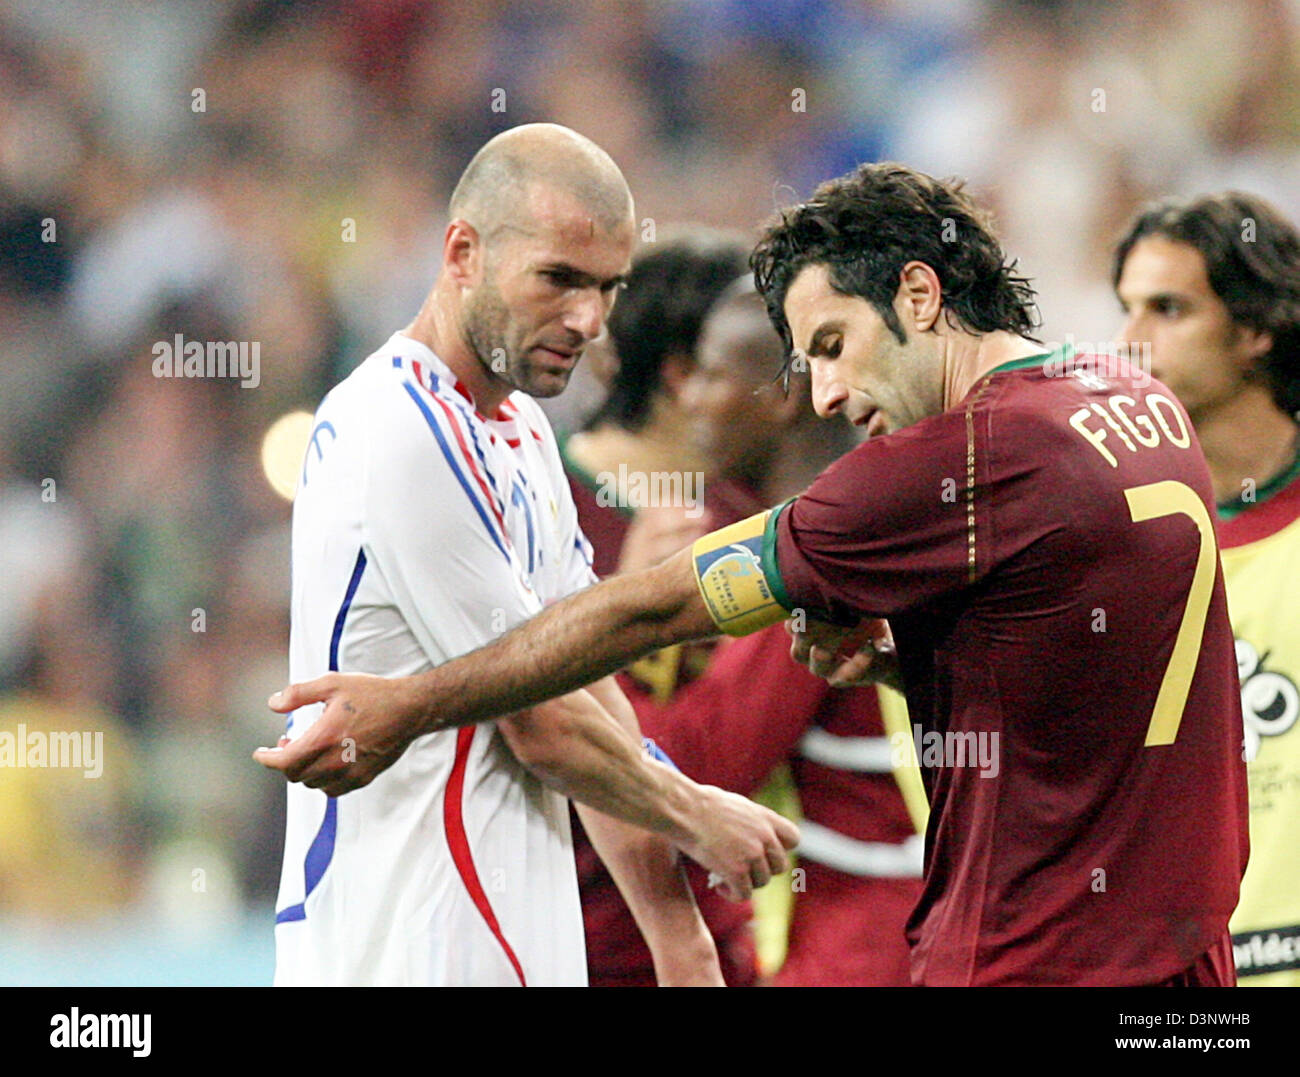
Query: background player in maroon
561,236,760,986
673,282,922,985
261,163,1249,986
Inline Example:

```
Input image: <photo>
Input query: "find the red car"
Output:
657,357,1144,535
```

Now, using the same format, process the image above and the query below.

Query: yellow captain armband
691,507,792,637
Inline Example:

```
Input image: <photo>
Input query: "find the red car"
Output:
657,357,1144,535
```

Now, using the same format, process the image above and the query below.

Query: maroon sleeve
770,410,977,622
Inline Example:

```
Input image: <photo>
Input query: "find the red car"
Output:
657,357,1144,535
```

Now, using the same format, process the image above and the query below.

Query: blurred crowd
0,0,1296,964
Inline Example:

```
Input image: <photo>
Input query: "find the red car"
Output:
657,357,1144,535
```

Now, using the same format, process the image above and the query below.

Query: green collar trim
987,343,1073,377
1217,438,1300,521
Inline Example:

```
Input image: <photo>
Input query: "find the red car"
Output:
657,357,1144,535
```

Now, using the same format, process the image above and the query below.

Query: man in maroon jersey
260,163,1249,986
570,273,922,985
668,281,922,985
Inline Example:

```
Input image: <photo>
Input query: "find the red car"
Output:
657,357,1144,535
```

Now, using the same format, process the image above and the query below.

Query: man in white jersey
262,124,798,986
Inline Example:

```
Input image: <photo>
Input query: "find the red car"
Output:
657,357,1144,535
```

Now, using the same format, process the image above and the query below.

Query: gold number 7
1124,480,1218,747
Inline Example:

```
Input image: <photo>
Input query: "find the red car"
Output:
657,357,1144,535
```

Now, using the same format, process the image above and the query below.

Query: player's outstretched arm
255,535,800,900
257,545,718,787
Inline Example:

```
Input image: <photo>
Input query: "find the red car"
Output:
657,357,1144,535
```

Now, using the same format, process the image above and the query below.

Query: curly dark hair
750,162,1040,363
1113,192,1300,417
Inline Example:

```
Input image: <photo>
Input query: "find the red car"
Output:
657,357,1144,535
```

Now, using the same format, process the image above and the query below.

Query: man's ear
897,261,942,333
443,219,485,288
1235,325,1274,367
658,352,695,400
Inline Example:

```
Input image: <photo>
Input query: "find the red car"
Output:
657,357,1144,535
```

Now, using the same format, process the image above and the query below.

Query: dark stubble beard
462,275,571,399
462,275,511,379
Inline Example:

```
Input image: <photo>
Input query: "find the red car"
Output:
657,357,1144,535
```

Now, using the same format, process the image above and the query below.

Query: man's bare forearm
576,678,716,963
497,676,726,954
497,689,700,847
494,681,795,907
576,802,719,983
409,548,714,735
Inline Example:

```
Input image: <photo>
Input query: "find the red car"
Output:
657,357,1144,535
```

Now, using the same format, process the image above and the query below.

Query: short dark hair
1113,192,1300,416
750,162,1039,358
591,233,749,431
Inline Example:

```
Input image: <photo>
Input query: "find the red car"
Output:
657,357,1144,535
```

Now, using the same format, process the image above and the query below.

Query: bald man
261,125,797,986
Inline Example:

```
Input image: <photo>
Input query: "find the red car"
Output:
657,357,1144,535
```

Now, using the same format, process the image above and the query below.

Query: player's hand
789,615,902,691
677,785,799,902
617,505,713,575
254,673,426,795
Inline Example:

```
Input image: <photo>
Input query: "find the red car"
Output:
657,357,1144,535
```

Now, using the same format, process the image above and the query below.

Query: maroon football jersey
561,442,757,986
565,448,917,985
765,354,1249,985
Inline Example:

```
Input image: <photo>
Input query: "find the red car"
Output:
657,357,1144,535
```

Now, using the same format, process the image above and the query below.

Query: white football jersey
273,332,597,986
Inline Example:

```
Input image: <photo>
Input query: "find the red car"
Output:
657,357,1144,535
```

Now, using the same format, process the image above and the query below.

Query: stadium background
0,0,1295,985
